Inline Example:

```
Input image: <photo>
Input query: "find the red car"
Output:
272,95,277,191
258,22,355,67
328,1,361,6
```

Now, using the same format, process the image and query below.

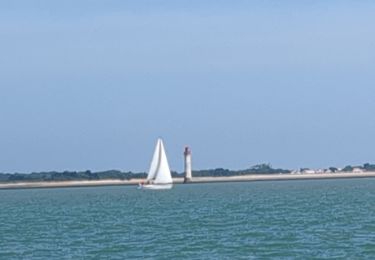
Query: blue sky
1,1,375,173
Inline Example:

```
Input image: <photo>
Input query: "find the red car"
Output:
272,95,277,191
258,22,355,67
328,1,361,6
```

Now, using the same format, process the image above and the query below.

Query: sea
1,178,374,259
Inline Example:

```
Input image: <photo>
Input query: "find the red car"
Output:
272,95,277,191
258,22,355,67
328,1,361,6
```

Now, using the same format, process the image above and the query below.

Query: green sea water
1,178,375,259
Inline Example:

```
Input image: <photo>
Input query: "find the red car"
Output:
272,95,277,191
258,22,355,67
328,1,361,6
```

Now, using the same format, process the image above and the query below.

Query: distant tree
342,165,354,172
238,164,290,174
363,163,375,171
329,167,338,173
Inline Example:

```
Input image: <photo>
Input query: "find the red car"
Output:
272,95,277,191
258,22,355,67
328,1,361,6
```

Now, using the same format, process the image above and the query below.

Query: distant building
301,169,316,174
353,168,364,173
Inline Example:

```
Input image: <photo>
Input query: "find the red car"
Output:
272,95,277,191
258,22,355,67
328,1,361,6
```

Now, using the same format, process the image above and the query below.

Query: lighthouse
183,146,192,183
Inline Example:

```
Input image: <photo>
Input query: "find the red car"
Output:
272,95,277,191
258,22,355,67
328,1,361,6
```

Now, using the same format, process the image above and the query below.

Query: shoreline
1,172,375,190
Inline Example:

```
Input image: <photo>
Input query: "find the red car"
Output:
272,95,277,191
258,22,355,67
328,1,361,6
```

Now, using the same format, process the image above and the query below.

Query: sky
1,1,375,173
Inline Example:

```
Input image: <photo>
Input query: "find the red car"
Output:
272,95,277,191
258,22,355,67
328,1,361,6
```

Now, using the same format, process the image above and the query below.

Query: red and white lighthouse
184,146,192,183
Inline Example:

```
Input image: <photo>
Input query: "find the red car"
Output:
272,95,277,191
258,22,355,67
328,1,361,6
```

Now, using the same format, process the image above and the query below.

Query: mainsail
146,139,173,184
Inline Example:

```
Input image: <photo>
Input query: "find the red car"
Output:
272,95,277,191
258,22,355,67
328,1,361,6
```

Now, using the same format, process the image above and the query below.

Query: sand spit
1,172,375,190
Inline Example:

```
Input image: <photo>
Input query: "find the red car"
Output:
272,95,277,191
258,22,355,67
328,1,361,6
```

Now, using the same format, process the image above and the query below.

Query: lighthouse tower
183,146,192,183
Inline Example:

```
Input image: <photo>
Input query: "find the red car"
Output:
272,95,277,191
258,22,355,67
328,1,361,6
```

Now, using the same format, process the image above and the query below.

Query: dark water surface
1,179,375,259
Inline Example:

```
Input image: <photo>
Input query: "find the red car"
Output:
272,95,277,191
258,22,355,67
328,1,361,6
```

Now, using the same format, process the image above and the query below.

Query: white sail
154,140,172,184
147,139,161,181
146,138,173,184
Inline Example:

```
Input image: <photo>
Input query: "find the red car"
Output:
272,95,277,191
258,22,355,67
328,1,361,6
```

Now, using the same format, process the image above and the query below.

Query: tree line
0,163,373,183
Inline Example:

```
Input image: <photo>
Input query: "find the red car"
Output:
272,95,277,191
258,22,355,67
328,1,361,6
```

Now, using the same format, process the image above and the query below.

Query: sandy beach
1,172,375,190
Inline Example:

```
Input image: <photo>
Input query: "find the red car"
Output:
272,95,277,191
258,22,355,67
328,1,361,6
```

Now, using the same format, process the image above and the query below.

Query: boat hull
138,184,173,190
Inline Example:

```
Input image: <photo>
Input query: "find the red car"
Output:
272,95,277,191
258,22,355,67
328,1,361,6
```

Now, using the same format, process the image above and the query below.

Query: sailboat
138,138,173,190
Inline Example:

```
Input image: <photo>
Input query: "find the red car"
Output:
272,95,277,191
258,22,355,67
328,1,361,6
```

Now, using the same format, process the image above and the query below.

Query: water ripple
0,179,375,259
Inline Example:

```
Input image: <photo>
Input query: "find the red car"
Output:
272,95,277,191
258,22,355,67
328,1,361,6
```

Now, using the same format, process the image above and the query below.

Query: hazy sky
1,1,375,173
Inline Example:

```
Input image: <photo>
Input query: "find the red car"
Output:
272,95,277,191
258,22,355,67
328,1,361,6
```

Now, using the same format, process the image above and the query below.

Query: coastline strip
1,172,375,190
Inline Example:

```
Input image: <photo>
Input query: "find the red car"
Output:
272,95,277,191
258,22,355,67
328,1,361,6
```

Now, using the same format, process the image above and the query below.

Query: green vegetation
363,163,375,171
0,163,373,183
0,170,146,183
0,163,289,183
329,167,339,173
342,165,354,172
190,164,290,177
